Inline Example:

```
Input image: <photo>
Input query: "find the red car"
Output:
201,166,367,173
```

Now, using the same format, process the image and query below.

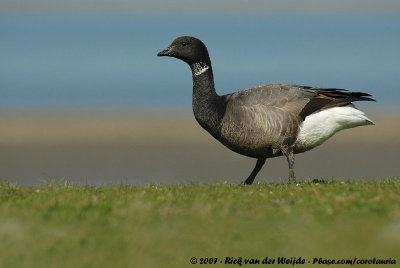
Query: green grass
0,180,399,267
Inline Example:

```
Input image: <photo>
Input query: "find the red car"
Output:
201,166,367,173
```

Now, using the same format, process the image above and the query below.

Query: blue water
1,14,399,112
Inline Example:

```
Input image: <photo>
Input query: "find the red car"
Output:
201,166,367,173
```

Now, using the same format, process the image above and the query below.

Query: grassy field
0,180,399,267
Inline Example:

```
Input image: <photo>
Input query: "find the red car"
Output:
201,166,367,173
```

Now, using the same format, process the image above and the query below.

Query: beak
157,46,171,57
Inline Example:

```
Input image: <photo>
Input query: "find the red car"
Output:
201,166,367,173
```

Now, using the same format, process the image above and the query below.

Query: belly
218,137,280,158
218,115,298,158
218,126,285,159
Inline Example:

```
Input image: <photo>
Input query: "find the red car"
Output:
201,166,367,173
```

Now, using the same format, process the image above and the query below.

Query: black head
157,36,211,65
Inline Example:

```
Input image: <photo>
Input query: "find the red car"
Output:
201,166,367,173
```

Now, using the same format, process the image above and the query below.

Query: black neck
190,62,225,139
190,63,216,97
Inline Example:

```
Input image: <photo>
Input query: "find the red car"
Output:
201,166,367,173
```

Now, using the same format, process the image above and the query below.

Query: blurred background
0,0,399,185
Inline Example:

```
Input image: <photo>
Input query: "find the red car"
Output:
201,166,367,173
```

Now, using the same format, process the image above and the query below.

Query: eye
181,42,188,47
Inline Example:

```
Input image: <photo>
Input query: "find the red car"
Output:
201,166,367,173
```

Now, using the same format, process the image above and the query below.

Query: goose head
157,36,211,65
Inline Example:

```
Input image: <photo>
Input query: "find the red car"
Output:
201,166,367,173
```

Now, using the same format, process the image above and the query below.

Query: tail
346,103,374,125
296,104,374,151
299,88,376,120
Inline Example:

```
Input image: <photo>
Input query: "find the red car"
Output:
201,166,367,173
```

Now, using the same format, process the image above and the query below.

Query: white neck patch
192,62,210,76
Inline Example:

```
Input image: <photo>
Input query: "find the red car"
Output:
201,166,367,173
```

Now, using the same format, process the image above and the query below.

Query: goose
157,36,375,184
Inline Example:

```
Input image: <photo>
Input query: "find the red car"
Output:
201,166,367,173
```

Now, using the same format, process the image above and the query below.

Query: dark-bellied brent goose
157,36,375,184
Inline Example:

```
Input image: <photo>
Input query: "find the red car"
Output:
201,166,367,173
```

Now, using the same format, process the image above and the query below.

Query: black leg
286,151,296,184
244,158,266,185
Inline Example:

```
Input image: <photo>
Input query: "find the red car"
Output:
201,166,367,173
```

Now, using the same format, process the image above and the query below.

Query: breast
294,105,374,153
